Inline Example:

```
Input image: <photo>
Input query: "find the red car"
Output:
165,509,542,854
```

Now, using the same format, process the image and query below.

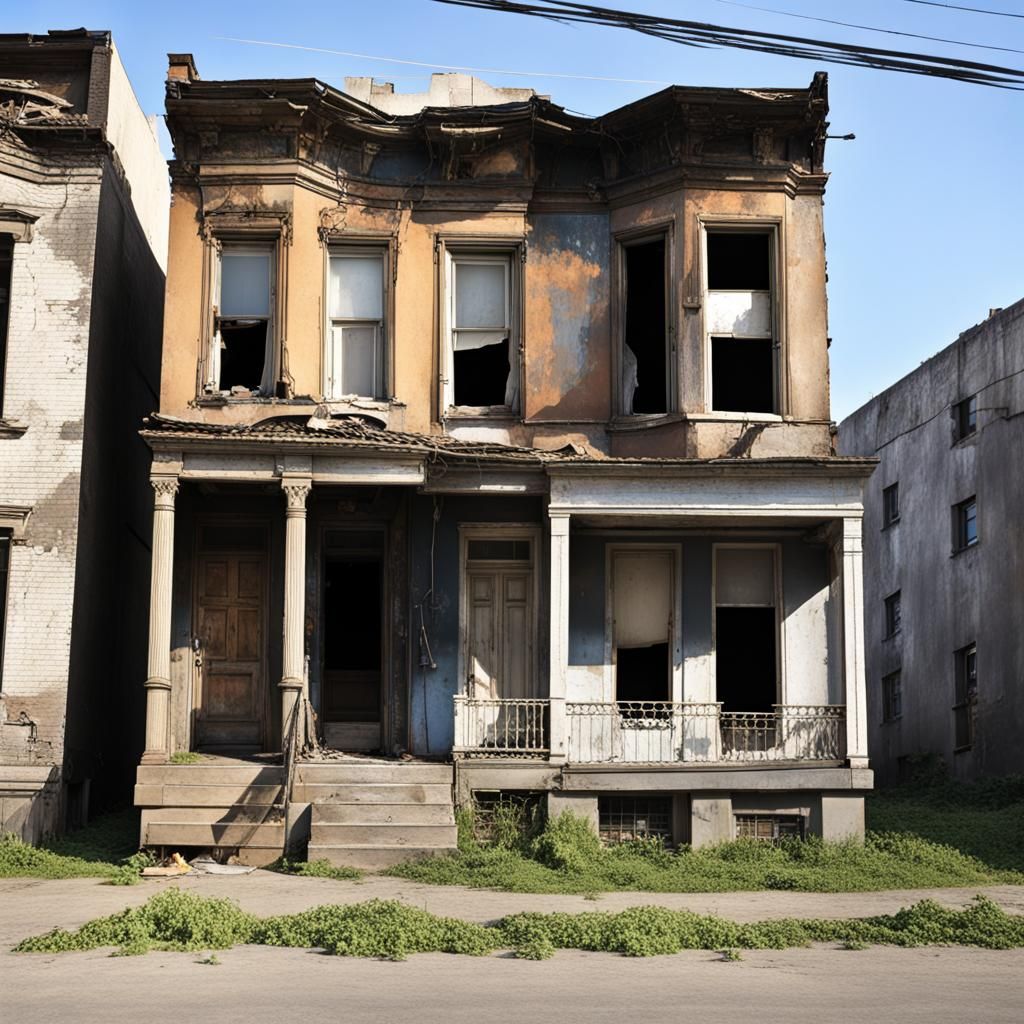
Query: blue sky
14,0,1024,419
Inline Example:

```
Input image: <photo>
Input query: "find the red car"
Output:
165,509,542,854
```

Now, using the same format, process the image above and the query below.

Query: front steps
135,759,457,869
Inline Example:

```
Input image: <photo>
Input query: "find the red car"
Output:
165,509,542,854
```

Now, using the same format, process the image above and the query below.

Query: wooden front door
194,551,267,751
466,567,534,700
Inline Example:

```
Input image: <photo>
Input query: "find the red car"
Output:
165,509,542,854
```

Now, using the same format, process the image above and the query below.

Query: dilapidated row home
133,57,877,865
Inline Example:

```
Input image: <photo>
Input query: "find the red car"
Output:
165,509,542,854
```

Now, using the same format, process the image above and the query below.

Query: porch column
280,475,312,749
836,517,869,768
142,475,178,763
548,512,570,763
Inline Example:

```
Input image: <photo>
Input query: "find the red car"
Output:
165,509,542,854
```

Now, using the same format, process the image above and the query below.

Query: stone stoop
298,761,458,870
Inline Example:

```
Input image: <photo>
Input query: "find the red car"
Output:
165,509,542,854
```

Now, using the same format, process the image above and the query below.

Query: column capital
281,476,312,512
548,511,570,536
150,475,179,507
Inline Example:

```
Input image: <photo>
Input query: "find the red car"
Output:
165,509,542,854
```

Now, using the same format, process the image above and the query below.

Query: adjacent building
134,59,876,866
0,30,168,840
839,300,1024,784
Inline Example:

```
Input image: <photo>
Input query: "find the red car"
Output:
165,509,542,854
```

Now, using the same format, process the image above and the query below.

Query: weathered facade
839,300,1024,784
0,30,169,840
136,61,875,865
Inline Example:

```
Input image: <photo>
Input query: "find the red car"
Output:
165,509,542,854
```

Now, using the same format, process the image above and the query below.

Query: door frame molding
457,523,542,699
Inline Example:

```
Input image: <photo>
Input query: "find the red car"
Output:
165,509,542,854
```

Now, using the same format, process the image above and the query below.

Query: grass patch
13,888,1024,958
269,857,363,882
0,808,152,885
169,752,204,765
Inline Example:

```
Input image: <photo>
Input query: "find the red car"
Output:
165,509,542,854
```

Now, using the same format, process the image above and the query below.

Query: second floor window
884,590,902,638
882,670,902,723
953,496,978,552
212,243,275,396
327,249,387,400
882,482,900,528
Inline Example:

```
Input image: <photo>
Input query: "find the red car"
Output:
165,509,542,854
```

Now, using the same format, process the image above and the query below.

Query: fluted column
142,475,179,763
280,475,311,749
836,517,869,768
548,512,570,763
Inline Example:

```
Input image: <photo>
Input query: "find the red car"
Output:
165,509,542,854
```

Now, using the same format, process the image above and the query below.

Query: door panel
466,565,534,700
468,571,498,699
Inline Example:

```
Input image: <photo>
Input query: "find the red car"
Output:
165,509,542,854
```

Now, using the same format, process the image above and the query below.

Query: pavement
2,874,1024,1024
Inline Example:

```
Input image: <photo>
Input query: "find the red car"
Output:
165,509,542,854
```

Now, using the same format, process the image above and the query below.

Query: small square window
953,643,977,749
882,670,902,723
884,591,902,639
882,483,900,528
953,496,978,552
954,395,977,441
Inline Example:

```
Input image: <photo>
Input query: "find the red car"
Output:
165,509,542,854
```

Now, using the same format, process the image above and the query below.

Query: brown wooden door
194,552,266,751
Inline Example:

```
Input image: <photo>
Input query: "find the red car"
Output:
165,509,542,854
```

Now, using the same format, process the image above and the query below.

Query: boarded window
599,796,672,844
622,237,668,414
612,550,673,704
214,245,275,395
328,250,386,399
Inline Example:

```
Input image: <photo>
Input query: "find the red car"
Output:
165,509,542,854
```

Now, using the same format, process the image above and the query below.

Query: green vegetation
0,809,153,885
386,808,1021,895
14,888,1024,959
270,857,363,882
169,752,204,765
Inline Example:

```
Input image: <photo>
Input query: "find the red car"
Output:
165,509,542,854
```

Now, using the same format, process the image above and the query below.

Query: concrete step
309,822,457,847
294,762,453,785
311,802,455,825
307,844,456,871
142,821,284,848
136,765,284,786
142,806,281,825
291,783,452,805
135,783,284,808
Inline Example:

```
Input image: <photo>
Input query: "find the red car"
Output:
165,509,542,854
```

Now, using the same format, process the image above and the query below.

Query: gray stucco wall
838,300,1024,783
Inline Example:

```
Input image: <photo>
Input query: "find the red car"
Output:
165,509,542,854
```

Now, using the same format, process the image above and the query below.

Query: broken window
715,547,778,713
953,496,978,551
882,670,902,723
953,643,977,749
211,244,275,395
621,236,668,414
884,590,902,639
446,252,518,411
0,236,11,416
705,230,776,414
735,814,804,842
954,394,977,441
882,482,900,528
327,249,386,400
0,530,9,689
612,550,674,705
599,796,672,844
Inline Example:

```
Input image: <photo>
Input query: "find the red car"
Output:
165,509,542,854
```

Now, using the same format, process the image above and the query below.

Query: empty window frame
953,643,977,750
0,236,12,415
620,234,670,415
704,228,777,414
609,548,679,705
0,530,9,688
882,483,900,528
882,670,902,723
714,546,779,713
444,250,519,412
953,496,978,551
599,796,672,844
210,243,276,395
954,394,977,441
327,248,387,400
735,814,804,842
884,590,902,639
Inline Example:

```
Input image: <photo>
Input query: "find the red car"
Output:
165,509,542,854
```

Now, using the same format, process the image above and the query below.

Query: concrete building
0,30,169,840
135,59,875,866
839,301,1024,784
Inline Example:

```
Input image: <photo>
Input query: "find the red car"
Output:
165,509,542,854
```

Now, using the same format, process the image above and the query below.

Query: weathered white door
466,568,534,699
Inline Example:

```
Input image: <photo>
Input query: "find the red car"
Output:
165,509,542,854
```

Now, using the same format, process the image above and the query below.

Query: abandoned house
135,58,877,866
0,30,168,840
839,300,1024,784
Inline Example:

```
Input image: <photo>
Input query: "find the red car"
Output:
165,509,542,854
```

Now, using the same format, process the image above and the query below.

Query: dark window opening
615,642,670,705
599,796,672,844
882,483,900,528
323,558,382,722
953,497,977,551
467,539,531,562
884,591,902,638
623,239,667,414
711,337,774,413
955,395,977,441
707,232,771,290
715,607,777,713
0,236,12,416
735,814,804,842
882,670,902,723
953,642,977,750
0,531,10,690
218,320,268,393
453,337,510,407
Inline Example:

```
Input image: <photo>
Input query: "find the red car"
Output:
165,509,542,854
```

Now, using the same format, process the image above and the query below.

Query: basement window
735,814,804,842
471,791,543,845
705,229,776,414
210,244,275,396
599,796,672,844
327,248,387,400
621,236,669,415
445,252,519,413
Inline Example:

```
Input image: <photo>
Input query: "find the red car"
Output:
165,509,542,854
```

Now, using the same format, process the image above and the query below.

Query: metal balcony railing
453,695,549,756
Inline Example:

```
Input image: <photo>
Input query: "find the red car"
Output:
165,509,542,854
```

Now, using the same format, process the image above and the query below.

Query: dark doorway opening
323,558,382,723
453,337,510,406
707,232,770,290
218,320,268,392
715,607,776,713
624,239,667,414
616,642,670,704
711,337,774,413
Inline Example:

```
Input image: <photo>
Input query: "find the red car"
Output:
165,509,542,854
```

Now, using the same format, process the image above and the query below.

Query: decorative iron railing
453,696,549,755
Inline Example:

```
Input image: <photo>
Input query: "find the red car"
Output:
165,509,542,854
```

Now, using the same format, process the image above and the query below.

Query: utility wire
711,0,1024,56
433,1,1024,89
902,1,1024,19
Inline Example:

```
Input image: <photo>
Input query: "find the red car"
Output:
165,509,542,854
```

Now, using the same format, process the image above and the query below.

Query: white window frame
699,219,784,419
325,245,388,401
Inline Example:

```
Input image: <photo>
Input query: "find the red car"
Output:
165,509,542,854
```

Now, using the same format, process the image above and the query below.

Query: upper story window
0,236,12,417
882,670,902,723
953,642,977,750
209,243,276,396
327,248,387,401
884,590,902,639
882,482,900,528
705,228,776,415
620,233,670,415
952,495,978,552
442,246,520,415
0,530,9,689
954,394,977,441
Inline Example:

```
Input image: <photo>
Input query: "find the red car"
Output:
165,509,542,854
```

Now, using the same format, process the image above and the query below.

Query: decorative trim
0,420,29,438
0,503,32,539
0,208,39,243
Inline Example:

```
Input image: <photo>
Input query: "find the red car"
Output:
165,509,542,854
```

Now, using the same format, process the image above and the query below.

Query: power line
902,1,1024,19
433,1,1024,89
711,0,1024,55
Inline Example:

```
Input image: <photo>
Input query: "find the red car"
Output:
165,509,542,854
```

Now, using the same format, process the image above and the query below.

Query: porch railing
453,695,549,756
